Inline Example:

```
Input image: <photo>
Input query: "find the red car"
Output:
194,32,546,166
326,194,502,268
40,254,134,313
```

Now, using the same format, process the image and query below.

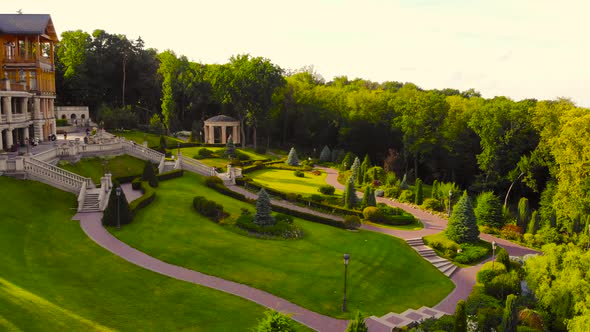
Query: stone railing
23,157,94,194
122,140,163,163
77,181,87,212
158,156,166,174
33,147,59,163
179,155,211,176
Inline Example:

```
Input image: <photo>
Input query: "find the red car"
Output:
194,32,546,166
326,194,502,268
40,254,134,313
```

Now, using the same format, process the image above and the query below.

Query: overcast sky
15,0,590,107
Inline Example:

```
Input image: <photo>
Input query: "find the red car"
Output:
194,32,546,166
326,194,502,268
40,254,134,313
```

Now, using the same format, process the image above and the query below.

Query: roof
205,115,239,123
0,14,58,41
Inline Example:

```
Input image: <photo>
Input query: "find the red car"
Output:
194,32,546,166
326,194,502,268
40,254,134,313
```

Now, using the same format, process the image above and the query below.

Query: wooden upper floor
0,14,58,95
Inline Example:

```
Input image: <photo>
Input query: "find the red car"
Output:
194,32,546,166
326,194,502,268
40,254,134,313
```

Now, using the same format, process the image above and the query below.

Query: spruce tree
358,154,371,185
142,160,159,187
351,157,361,182
286,147,299,166
446,191,480,243
361,186,376,208
400,173,408,189
254,189,275,226
319,145,331,162
500,294,518,332
474,192,504,228
225,136,236,159
102,186,133,227
344,177,358,209
345,311,368,332
452,300,467,332
414,178,424,205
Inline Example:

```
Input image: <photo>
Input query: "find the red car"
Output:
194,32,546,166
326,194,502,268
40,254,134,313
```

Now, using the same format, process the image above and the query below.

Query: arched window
61,114,66,119
70,114,77,119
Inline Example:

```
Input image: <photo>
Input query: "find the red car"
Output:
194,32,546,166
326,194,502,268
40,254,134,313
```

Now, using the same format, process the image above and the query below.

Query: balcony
2,55,54,71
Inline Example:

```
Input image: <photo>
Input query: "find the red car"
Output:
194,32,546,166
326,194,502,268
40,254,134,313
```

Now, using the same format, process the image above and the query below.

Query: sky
14,0,590,107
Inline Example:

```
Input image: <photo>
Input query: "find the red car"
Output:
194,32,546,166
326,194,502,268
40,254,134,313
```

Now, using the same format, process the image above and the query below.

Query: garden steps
405,238,458,278
366,306,448,331
80,190,100,213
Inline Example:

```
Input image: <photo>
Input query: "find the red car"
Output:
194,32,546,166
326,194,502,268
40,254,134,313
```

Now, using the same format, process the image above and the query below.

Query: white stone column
3,97,11,123
221,126,227,144
233,126,239,144
209,125,215,144
23,127,29,141
204,125,208,143
0,130,4,150
21,98,28,116
33,97,41,119
5,128,13,147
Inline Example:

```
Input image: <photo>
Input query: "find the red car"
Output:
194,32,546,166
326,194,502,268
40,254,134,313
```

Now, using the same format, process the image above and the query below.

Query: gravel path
73,211,348,332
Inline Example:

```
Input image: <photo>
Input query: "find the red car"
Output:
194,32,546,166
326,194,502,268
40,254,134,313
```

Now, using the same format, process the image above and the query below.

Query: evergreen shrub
294,170,304,177
398,189,414,203
344,215,361,229
318,185,336,195
422,198,443,211
193,196,227,222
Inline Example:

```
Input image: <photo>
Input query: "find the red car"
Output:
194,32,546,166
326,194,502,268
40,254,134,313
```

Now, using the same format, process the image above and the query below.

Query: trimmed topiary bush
193,196,227,222
343,215,361,229
141,160,158,188
294,170,304,178
446,191,480,243
363,206,382,221
195,148,214,159
131,177,142,190
318,185,336,195
102,185,133,227
205,175,223,188
286,147,299,166
474,192,504,228
422,198,443,211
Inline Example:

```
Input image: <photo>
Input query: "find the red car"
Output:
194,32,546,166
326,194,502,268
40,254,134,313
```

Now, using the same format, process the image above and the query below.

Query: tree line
56,29,590,236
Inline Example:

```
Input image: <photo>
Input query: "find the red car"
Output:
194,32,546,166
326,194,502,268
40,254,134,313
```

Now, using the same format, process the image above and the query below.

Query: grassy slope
112,130,183,147
249,168,344,196
0,177,310,331
114,173,454,319
60,155,146,184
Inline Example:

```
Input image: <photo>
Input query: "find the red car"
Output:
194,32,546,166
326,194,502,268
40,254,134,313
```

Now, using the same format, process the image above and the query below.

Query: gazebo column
232,126,238,144
221,126,227,144
209,125,215,144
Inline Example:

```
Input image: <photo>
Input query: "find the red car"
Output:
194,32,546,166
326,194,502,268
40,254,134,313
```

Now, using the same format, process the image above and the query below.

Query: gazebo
203,115,240,144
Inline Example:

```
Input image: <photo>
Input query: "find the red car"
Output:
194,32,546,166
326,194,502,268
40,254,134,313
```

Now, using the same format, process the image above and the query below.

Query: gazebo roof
205,115,238,123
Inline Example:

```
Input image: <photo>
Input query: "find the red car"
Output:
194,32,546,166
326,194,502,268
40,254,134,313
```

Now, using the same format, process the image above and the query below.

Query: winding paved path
319,166,539,313
73,207,348,332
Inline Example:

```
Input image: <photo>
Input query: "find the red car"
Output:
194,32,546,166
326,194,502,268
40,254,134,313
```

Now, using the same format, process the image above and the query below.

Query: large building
0,14,58,151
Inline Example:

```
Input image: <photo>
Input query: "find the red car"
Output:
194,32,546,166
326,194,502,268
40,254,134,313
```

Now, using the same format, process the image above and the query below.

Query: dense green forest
56,29,590,330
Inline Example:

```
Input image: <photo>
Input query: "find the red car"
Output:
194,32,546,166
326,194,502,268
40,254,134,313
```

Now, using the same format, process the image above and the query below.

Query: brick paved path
319,166,539,313
74,211,348,332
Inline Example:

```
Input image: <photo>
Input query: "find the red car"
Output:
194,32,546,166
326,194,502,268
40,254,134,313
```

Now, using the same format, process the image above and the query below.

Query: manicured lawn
60,155,146,184
0,177,310,331
179,146,276,161
113,173,454,319
364,219,424,231
112,130,183,148
249,168,344,197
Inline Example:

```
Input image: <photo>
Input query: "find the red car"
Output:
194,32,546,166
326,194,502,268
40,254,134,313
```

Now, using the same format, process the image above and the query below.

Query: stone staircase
365,306,448,331
406,238,458,277
79,189,101,213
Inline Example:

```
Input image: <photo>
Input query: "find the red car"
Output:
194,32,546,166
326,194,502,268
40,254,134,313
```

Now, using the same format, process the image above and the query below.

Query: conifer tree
102,185,133,227
350,157,361,182
500,294,518,332
358,154,371,185
361,185,376,208
344,177,358,209
345,311,368,332
414,178,424,205
159,135,167,150
432,179,439,199
319,145,331,162
225,136,236,159
446,191,480,243
474,192,504,228
286,147,299,166
254,189,275,226
527,210,540,234
518,197,530,231
452,300,467,332
142,160,159,187
341,152,353,170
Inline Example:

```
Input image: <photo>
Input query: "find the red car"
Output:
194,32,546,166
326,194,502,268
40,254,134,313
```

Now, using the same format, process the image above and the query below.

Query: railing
6,159,16,172
158,156,166,174
33,148,58,163
77,181,87,212
23,157,94,193
180,155,211,176
122,140,164,163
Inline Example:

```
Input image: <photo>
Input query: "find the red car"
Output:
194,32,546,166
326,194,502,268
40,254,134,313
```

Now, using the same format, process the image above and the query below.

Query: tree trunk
414,154,419,182
122,57,126,107
240,119,246,149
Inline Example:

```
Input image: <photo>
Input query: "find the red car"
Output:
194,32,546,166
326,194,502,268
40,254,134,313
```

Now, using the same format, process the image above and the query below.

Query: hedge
157,169,184,181
114,173,142,184
129,181,156,214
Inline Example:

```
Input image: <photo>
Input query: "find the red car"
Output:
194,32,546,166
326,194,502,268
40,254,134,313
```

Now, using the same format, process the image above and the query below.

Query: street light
448,190,453,217
342,253,350,312
492,241,497,269
115,187,121,230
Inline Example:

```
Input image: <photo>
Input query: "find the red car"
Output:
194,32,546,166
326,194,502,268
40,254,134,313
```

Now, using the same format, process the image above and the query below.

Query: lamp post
115,187,121,230
492,241,497,269
342,253,350,312
448,190,453,217
177,142,180,155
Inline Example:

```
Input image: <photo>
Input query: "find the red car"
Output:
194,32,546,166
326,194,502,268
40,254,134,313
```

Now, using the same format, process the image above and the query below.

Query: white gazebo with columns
203,115,240,144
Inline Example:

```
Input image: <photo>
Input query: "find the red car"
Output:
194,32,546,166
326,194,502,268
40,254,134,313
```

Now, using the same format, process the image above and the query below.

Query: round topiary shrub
318,185,336,195
422,198,443,211
363,206,384,223
294,170,304,177
476,261,507,284
343,215,361,229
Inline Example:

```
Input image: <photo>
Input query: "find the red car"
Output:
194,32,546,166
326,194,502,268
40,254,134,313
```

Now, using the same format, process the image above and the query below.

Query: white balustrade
23,157,94,193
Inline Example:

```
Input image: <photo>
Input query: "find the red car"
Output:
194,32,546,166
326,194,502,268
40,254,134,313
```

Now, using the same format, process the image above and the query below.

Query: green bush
454,242,490,264
254,310,295,332
485,270,520,300
318,185,336,195
157,169,184,181
131,177,142,190
384,187,400,199
363,204,414,225
294,170,304,178
285,193,298,202
422,198,443,211
195,148,214,159
398,189,414,203
310,194,323,203
274,213,294,224
344,215,361,229
56,119,69,126
235,213,303,239
129,181,156,213
141,160,158,188
475,192,504,228
102,185,133,227
193,196,227,222
363,206,382,222
466,284,502,315
476,262,507,284
205,176,224,188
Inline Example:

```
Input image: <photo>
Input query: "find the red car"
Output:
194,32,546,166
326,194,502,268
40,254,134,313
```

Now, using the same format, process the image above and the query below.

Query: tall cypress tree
254,189,275,226
286,147,299,166
452,300,467,332
341,152,353,170
518,197,530,231
102,185,133,227
446,191,480,243
500,294,518,332
358,154,371,185
414,178,424,205
361,185,376,208
344,177,358,209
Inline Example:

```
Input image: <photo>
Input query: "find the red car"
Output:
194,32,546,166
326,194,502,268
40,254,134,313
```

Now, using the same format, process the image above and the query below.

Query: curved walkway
73,210,348,332
319,166,539,313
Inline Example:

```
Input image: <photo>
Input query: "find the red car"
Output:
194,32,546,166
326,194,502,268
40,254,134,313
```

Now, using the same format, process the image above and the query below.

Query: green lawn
248,168,344,197
60,155,146,184
112,130,183,148
113,173,454,319
364,219,424,231
179,146,276,161
0,177,314,331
